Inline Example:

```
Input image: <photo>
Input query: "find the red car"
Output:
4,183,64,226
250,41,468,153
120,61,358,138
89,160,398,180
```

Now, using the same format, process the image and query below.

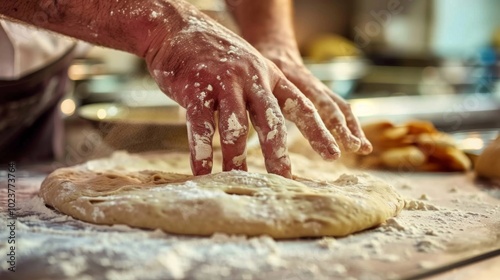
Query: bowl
78,103,189,153
304,57,369,97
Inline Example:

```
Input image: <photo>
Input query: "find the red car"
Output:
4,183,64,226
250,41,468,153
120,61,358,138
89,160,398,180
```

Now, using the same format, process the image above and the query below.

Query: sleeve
0,20,76,80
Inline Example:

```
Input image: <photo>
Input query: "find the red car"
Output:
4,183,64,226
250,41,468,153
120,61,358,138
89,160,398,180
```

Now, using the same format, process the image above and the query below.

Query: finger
185,100,216,176
273,78,341,160
321,100,362,153
217,89,249,172
246,77,292,178
286,71,362,153
328,93,373,154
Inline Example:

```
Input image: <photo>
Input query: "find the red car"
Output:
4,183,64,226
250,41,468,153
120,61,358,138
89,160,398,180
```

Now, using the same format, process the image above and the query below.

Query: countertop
1,150,499,280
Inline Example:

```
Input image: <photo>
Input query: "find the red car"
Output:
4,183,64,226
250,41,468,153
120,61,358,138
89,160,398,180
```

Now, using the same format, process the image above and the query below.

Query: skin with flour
226,0,372,155
0,0,372,178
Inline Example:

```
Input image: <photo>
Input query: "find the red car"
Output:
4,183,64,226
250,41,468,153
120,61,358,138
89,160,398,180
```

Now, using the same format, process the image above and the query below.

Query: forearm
0,0,190,57
225,0,296,47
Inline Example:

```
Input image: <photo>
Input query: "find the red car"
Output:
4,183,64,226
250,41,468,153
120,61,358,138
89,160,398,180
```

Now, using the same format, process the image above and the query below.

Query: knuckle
301,98,317,114
335,99,351,111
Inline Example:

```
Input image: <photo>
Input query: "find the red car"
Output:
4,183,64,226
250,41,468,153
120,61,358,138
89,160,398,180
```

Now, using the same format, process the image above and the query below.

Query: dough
475,135,500,179
40,153,404,239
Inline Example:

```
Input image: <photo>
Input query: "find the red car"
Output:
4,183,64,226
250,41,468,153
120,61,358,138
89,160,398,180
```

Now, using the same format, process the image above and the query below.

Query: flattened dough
40,153,404,239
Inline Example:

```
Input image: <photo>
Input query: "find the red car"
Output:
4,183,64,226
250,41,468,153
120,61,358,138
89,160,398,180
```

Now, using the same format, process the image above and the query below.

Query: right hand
254,42,373,155
144,10,340,178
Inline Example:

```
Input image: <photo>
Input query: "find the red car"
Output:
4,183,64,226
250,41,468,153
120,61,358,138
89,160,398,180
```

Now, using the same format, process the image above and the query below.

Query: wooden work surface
0,151,499,280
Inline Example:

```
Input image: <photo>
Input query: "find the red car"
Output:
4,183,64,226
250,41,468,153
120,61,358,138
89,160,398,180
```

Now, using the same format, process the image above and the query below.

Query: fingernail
193,161,212,176
281,169,292,179
269,165,292,178
347,136,362,152
328,144,341,160
360,138,373,154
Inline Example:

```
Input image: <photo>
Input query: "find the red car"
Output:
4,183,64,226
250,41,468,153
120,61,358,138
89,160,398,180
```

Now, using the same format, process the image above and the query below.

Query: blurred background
60,0,500,162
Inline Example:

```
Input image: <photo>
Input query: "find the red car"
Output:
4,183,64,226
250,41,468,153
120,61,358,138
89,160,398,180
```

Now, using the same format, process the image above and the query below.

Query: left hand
254,42,373,155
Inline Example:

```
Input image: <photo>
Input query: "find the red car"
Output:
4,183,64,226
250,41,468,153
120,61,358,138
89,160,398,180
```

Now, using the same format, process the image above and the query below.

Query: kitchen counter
428,255,500,280
1,150,499,280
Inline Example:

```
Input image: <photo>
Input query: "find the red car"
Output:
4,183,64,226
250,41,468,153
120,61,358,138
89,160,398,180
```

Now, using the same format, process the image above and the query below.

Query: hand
144,11,340,178
254,42,373,155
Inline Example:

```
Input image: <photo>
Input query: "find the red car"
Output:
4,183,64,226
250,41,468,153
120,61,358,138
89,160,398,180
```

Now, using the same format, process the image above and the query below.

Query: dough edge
39,156,405,239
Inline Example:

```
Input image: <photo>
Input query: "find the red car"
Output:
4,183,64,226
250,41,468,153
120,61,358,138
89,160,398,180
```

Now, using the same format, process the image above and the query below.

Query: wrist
137,0,190,58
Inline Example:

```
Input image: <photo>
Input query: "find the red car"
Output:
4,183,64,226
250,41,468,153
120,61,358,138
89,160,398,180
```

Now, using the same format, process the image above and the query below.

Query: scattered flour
317,237,338,249
419,194,430,201
404,199,439,211
3,154,499,280
415,238,446,252
384,218,406,231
